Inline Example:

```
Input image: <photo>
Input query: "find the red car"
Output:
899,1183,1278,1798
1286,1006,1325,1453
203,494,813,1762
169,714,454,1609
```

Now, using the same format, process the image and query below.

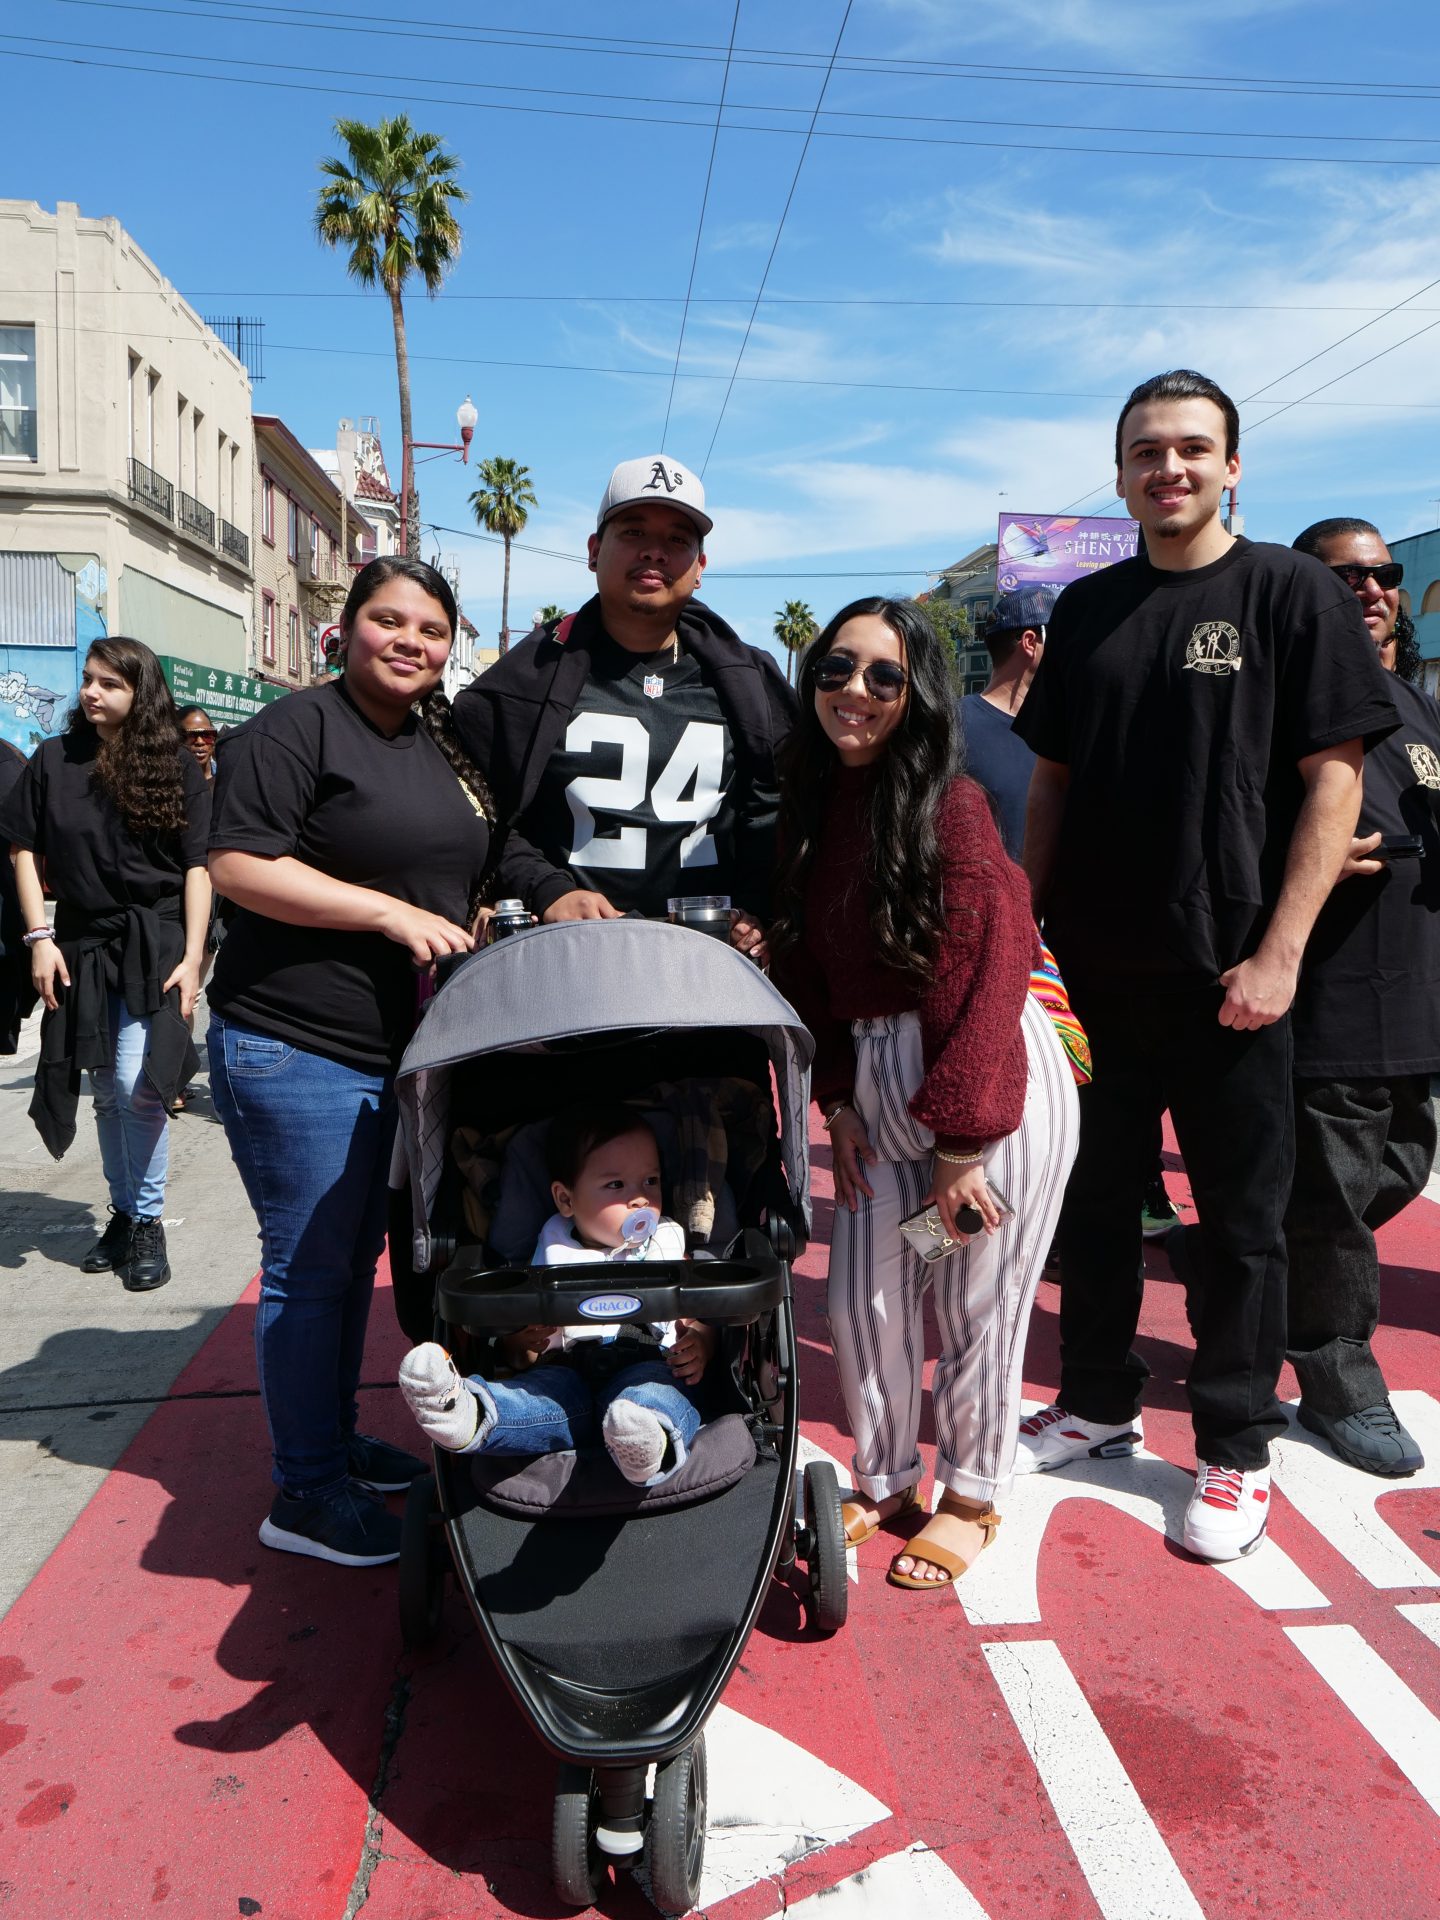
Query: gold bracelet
821,1099,852,1131
934,1146,984,1166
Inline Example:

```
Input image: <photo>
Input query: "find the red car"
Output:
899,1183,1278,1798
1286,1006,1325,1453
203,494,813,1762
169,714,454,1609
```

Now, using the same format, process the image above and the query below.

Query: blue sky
8,0,1440,661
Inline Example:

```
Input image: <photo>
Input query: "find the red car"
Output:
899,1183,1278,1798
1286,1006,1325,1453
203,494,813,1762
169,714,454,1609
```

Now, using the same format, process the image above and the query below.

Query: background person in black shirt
454,455,794,954
207,557,493,1569
1277,518,1440,1477
1,639,212,1292
1011,369,1398,1562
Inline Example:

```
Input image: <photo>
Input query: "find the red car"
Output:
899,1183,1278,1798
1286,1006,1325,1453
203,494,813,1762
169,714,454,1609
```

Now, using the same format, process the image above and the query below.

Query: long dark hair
339,556,495,823
770,596,959,990
66,636,187,836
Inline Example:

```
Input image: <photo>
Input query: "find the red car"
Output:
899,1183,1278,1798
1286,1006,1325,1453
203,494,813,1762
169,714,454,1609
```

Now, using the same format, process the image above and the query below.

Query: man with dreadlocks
1270,517,1440,1478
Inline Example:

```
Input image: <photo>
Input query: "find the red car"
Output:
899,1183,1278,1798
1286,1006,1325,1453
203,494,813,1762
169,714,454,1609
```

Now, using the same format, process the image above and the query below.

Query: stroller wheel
398,1473,447,1649
802,1460,849,1636
552,1763,606,1908
647,1735,706,1916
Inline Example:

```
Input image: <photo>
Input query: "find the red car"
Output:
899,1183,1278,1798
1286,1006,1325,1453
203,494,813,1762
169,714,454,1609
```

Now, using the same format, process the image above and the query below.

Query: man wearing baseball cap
959,585,1056,859
453,455,795,947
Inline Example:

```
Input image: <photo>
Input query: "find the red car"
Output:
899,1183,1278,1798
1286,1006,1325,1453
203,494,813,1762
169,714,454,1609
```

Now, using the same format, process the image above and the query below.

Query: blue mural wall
0,554,106,755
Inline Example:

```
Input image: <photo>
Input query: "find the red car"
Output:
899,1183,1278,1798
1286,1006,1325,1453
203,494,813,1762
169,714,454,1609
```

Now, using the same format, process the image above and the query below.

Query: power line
662,0,740,452
49,0,1440,104
701,0,855,477
13,27,1440,149
10,41,1440,169
426,521,935,579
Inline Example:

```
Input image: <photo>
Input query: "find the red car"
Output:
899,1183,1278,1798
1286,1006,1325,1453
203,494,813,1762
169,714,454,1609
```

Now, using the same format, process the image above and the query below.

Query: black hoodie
457,595,796,918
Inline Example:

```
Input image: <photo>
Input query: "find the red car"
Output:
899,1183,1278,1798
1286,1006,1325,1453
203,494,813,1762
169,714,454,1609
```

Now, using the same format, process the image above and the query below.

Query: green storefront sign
158,655,290,726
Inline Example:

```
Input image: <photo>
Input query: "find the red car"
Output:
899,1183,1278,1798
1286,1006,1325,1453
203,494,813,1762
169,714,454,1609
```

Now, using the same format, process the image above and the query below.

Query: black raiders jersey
521,627,739,915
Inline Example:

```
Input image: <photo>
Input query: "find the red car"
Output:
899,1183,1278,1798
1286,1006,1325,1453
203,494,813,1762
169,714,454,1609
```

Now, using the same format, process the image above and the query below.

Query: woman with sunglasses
177,707,218,781
770,598,1079,1592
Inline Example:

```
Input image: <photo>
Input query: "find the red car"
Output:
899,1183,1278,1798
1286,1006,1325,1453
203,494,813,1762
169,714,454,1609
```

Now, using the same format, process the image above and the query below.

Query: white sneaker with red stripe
1014,1404,1144,1475
1182,1463,1270,1561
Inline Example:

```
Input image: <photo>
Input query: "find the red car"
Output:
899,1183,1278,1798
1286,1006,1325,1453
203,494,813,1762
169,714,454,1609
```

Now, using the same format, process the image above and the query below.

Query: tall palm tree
538,603,567,625
315,114,467,557
470,458,538,652
773,599,817,686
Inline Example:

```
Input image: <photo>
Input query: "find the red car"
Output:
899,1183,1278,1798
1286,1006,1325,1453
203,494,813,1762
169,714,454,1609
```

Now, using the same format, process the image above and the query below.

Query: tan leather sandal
887,1504,1001,1591
841,1482,923,1547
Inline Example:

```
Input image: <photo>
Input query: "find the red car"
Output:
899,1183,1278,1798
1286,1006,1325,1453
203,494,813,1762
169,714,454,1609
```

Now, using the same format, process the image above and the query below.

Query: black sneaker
120,1217,171,1292
347,1432,428,1493
81,1208,133,1273
1297,1401,1424,1477
1140,1180,1181,1239
259,1485,403,1566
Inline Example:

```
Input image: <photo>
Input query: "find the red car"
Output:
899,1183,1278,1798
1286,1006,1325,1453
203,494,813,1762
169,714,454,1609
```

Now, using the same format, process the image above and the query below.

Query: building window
310,518,321,576
261,592,277,665
328,533,338,580
0,326,38,461
261,475,275,544
287,498,300,563
287,605,300,676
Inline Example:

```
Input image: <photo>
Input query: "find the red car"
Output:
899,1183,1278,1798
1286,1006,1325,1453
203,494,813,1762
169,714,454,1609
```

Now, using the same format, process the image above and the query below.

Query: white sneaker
1182,1463,1270,1561
1014,1404,1143,1474
398,1343,481,1452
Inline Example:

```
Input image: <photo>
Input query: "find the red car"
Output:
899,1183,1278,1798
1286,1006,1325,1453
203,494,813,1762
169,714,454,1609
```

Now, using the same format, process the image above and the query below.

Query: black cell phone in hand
1375,834,1425,861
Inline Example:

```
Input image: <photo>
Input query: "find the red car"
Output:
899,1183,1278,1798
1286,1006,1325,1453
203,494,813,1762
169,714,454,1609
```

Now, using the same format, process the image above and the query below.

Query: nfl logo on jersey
643,674,664,699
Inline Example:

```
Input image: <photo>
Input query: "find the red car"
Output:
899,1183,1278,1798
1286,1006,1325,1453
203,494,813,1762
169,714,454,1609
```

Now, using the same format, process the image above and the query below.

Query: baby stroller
391,918,849,1913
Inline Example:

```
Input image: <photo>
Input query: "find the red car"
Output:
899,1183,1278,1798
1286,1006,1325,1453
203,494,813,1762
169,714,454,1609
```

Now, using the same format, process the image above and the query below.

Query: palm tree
538,603,567,625
315,114,467,557
470,458,538,652
773,599,817,686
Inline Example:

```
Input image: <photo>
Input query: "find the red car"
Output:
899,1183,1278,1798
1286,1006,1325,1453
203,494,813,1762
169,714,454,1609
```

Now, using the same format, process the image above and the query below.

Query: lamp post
398,394,477,557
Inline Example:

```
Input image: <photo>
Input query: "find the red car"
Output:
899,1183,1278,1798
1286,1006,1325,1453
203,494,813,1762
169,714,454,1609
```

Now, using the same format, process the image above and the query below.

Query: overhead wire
46,0,1440,102
12,27,1440,149
662,0,741,452
700,0,856,476
8,38,1440,166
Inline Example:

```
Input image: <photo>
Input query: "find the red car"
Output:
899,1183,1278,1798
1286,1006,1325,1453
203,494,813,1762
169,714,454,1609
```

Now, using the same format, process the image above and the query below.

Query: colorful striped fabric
1029,939,1092,1087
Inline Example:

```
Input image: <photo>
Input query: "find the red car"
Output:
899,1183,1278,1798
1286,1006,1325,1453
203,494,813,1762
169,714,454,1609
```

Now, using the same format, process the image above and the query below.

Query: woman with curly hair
207,556,495,1568
770,598,1079,1592
1,638,212,1291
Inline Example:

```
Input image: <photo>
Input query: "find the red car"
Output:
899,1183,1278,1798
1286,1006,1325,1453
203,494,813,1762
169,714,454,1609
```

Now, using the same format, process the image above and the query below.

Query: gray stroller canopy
395,918,815,1267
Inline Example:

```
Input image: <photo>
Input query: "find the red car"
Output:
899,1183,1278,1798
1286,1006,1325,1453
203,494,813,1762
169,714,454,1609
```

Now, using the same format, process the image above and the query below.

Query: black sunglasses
813,651,909,703
1330,561,1403,592
184,729,217,743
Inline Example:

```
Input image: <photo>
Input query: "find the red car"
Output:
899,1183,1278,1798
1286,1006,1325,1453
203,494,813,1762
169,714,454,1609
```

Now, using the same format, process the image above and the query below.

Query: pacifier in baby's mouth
620,1206,660,1248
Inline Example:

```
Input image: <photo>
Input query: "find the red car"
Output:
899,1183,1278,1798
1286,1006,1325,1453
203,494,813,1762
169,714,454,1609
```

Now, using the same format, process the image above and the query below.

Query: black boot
81,1208,133,1273
121,1217,171,1292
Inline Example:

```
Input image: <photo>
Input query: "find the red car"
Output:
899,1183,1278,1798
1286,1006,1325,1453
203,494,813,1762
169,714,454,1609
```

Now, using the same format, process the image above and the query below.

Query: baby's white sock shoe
398,1343,481,1452
602,1400,669,1485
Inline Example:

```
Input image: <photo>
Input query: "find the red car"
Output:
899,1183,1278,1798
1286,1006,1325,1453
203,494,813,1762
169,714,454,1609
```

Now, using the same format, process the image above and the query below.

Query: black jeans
1056,980,1293,1469
1284,1074,1436,1415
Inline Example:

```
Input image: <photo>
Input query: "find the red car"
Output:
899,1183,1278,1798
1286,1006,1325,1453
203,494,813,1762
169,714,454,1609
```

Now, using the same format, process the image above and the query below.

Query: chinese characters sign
996,513,1139,593
158,655,289,725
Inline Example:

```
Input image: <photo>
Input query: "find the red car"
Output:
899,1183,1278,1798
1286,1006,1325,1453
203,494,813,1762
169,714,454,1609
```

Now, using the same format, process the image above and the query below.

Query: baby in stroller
399,1104,717,1486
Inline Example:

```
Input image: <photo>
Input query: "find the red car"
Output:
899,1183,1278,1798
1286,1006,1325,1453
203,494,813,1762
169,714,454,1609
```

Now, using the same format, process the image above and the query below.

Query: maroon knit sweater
778,766,1039,1154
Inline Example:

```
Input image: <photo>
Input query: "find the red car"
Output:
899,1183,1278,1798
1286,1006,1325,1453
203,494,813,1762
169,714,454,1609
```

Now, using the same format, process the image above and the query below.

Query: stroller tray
438,1256,785,1330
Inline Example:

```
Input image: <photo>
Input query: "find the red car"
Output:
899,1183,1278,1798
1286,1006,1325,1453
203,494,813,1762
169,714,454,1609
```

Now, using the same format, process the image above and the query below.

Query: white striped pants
827,996,1079,1505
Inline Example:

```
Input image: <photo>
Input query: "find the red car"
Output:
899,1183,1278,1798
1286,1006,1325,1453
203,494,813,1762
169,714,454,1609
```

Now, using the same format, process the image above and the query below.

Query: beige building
253,415,360,690
0,199,254,751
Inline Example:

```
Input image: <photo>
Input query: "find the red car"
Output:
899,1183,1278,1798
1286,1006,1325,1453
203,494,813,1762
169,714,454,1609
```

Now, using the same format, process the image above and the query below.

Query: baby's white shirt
530,1211,687,1348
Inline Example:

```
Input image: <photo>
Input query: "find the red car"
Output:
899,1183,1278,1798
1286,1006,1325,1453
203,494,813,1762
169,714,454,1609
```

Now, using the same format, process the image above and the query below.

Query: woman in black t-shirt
0,638,212,1292
207,556,493,1569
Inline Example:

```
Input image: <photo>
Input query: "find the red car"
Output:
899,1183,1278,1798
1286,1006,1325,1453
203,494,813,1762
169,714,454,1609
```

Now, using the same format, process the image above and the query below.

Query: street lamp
399,394,477,558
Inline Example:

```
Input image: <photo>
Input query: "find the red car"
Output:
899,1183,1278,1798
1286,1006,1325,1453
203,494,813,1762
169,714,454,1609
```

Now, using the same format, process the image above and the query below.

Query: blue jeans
469,1358,704,1483
208,1015,396,1501
91,992,169,1219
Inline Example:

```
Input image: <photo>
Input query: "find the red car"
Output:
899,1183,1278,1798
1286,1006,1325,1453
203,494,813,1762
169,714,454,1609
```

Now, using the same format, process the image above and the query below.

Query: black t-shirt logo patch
1184,620,1243,676
643,673,664,699
1407,741,1440,790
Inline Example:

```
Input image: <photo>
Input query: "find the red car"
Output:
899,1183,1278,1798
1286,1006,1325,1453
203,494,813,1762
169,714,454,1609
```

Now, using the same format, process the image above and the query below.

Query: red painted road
2,1134,1439,1919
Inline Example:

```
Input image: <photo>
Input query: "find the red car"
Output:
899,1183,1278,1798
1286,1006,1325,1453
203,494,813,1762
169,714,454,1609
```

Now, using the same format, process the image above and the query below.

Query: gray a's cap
596,455,712,537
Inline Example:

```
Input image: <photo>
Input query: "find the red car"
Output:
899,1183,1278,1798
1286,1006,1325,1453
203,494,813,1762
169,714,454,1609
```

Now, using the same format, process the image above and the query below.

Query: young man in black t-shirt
453,456,795,952
1279,518,1440,1478
1011,370,1398,1561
